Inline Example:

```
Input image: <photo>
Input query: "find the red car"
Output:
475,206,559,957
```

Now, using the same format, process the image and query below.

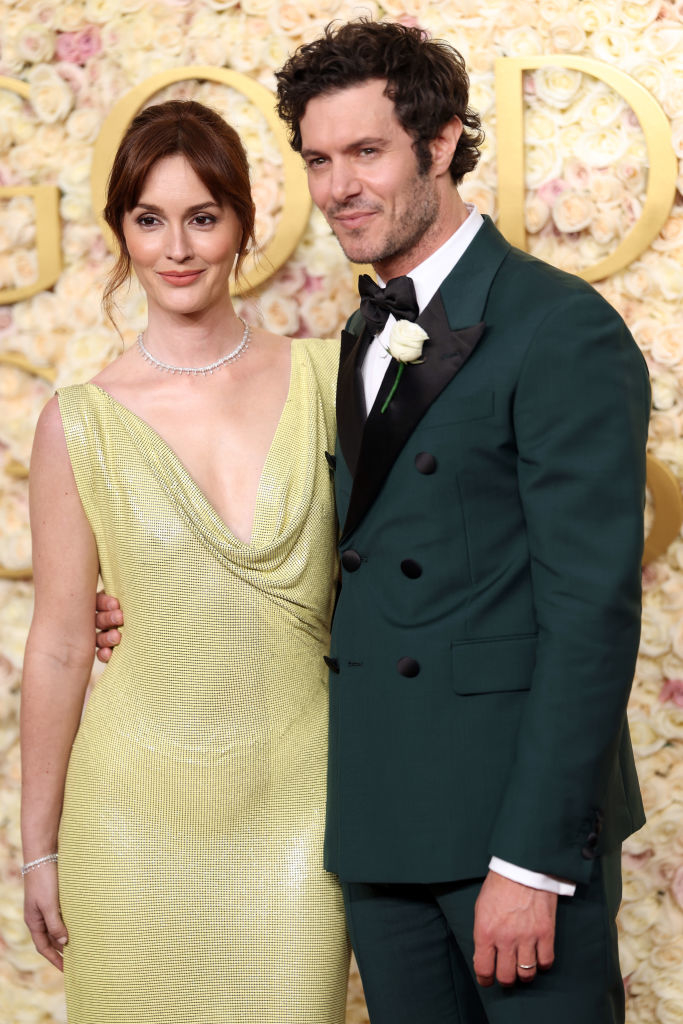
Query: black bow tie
358,273,420,334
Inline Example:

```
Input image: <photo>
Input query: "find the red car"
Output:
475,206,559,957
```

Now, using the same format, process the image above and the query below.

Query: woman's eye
137,215,159,227
192,214,216,226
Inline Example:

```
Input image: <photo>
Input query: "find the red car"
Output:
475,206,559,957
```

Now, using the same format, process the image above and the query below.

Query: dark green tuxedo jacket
324,216,650,886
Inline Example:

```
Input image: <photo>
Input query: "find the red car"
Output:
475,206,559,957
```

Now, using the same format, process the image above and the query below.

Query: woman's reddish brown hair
103,100,256,325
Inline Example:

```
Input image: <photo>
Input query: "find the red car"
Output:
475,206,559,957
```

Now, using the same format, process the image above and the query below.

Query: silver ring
517,962,537,970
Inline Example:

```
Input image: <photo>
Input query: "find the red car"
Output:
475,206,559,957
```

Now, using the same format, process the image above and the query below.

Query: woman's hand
24,862,68,971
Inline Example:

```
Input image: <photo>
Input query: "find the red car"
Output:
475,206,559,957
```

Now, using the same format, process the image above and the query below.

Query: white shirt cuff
489,857,576,897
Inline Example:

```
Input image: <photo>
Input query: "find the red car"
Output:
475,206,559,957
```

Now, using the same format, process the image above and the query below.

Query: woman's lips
157,270,205,286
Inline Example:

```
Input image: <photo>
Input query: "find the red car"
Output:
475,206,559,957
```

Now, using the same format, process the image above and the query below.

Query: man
98,19,649,1023
273,19,649,1024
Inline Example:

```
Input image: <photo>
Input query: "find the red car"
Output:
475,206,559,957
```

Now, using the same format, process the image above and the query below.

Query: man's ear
429,117,463,177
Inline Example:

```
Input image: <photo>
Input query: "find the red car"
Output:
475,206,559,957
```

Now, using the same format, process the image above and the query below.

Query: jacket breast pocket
451,634,537,695
423,389,494,429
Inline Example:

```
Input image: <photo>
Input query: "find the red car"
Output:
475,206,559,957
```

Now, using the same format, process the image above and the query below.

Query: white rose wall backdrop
2,0,683,1020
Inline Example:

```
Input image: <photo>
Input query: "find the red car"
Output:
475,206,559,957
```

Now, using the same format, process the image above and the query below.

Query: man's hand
95,592,123,663
473,870,557,987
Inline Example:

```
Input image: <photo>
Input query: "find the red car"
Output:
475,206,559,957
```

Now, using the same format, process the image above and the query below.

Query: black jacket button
581,831,599,859
400,559,422,579
415,452,437,474
323,656,340,674
397,657,420,677
325,450,336,471
341,549,362,572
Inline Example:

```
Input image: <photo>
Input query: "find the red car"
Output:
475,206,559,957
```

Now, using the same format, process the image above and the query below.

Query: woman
21,100,349,1023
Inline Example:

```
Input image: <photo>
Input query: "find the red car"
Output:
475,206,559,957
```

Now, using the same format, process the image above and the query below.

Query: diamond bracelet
21,853,58,876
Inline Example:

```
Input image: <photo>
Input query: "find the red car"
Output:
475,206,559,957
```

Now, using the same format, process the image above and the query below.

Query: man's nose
330,161,362,203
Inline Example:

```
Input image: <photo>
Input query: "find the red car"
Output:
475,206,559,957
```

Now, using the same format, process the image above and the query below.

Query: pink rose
659,678,683,706
537,178,570,205
55,26,101,64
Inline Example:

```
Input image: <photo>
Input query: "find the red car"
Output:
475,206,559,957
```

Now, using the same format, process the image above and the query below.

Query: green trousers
342,849,623,1024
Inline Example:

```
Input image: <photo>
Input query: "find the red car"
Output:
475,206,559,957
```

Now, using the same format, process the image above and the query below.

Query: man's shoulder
488,242,622,329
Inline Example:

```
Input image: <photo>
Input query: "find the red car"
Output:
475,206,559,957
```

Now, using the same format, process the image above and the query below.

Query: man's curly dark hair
275,19,484,185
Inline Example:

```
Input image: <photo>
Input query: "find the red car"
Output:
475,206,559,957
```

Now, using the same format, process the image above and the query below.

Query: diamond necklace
137,318,250,376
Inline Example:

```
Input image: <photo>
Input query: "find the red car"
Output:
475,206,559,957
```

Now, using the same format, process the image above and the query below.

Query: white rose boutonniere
381,320,429,414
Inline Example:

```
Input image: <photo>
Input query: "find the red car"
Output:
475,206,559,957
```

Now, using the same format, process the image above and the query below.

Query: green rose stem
381,362,405,414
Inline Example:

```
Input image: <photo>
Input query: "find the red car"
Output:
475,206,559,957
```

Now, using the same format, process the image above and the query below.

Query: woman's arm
21,396,99,970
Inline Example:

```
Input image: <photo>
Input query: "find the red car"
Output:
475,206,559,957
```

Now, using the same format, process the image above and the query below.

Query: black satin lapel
336,327,372,478
341,293,486,540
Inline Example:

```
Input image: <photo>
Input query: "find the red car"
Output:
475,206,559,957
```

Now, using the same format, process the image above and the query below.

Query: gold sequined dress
56,337,349,1023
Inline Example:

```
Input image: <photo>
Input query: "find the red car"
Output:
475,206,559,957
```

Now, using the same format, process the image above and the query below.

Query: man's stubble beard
330,170,440,269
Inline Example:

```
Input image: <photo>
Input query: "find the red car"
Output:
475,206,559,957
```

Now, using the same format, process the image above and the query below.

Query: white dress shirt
359,206,576,898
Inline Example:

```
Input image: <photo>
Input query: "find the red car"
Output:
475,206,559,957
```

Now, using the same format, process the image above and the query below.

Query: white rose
664,81,683,122
656,438,683,479
590,171,623,204
583,85,627,130
619,895,662,935
590,209,623,247
576,0,610,31
657,997,683,1024
188,36,228,67
524,195,550,234
629,60,668,103
620,871,651,904
524,109,557,146
27,64,73,123
299,292,343,339
592,27,632,63
459,182,496,219
651,257,683,301
502,26,544,56
575,127,629,167
616,158,647,193
651,703,683,742
651,373,679,411
644,22,683,57
651,328,683,367
468,79,495,118
54,3,89,30
617,931,642,976
650,936,683,973
388,321,428,364
11,250,38,289
548,20,586,52
534,66,583,109
622,267,654,302
525,144,562,189
85,0,125,21
651,213,683,253
17,23,56,64
54,328,121,388
619,0,660,30
66,106,101,143
551,190,595,233
259,293,300,336
652,899,683,944
627,711,667,756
